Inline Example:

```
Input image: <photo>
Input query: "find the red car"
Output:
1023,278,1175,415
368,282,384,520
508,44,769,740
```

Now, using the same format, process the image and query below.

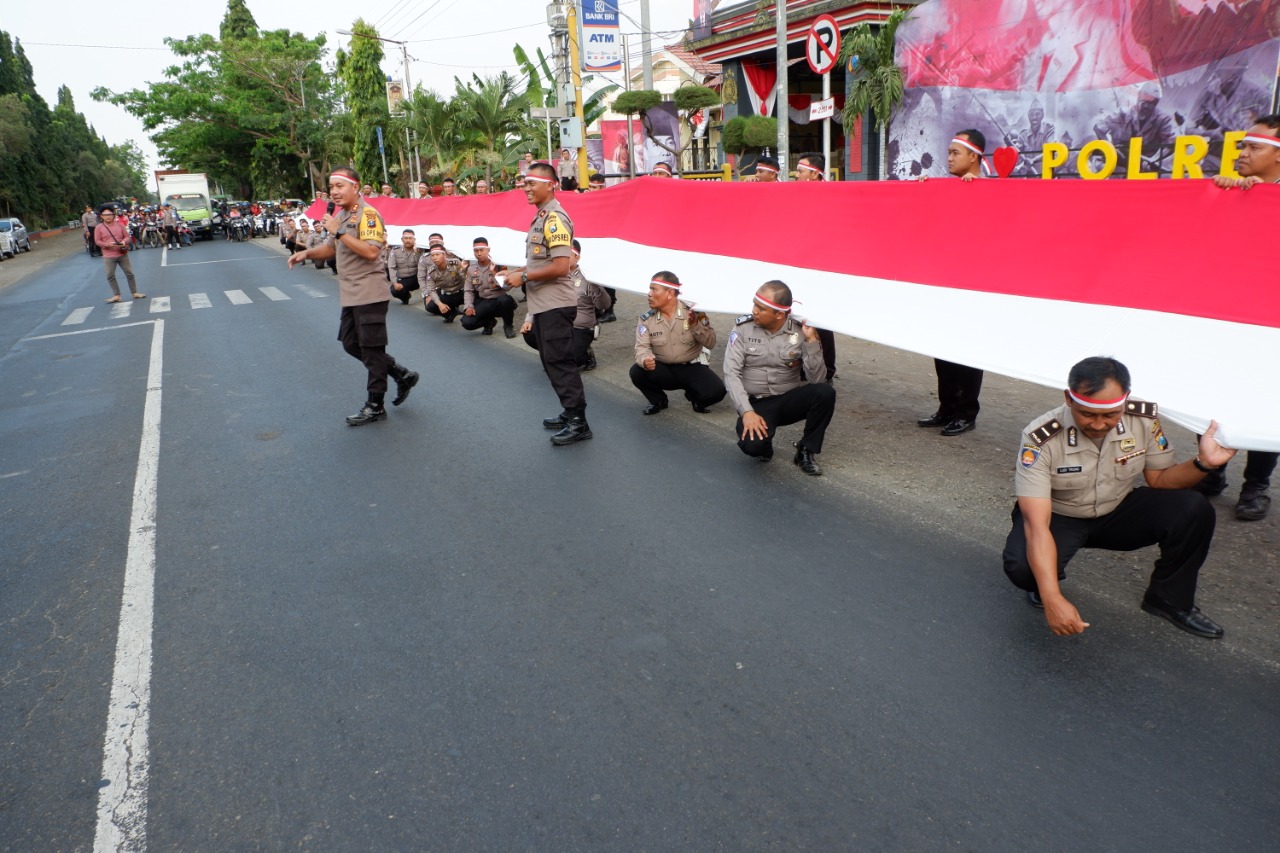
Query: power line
405,21,545,43
23,41,171,52
388,0,448,41
400,0,465,42
373,0,415,30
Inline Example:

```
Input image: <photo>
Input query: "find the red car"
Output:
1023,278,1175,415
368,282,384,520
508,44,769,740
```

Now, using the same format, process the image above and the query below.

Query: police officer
460,237,517,337
1203,114,1280,521
386,229,422,306
287,167,419,426
419,245,468,321
724,281,835,475
504,161,591,446
916,129,986,435
82,206,101,256
752,155,780,182
1002,356,1236,639
630,271,725,415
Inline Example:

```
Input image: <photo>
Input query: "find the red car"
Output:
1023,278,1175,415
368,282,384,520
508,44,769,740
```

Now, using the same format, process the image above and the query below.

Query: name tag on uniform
1056,466,1083,474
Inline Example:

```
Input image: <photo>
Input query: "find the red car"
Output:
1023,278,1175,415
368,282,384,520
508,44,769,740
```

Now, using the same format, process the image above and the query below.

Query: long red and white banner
309,179,1280,451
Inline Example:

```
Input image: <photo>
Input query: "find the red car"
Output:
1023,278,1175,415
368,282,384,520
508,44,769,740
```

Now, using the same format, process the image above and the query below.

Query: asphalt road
2,237,1277,852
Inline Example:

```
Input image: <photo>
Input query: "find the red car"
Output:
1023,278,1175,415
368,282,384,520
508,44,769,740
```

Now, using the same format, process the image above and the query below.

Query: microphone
326,201,335,216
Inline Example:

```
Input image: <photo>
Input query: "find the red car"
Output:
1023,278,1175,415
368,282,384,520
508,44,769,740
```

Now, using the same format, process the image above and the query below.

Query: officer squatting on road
503,161,591,446
460,237,518,338
385,229,422,306
630,271,726,416
1002,357,1237,639
724,282,835,476
287,166,419,426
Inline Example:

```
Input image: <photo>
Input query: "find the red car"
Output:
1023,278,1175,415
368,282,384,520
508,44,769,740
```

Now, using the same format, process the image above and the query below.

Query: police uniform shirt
635,301,717,367
81,210,99,228
332,204,389,307
386,245,421,280
282,218,297,239
308,230,326,250
420,257,467,302
464,261,505,309
572,267,612,330
723,316,826,415
524,197,575,314
1014,400,1176,519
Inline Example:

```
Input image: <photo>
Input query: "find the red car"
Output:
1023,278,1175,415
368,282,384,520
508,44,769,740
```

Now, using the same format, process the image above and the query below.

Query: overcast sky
7,0,696,188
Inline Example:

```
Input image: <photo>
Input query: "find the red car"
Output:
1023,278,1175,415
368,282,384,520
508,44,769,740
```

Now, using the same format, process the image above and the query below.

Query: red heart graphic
993,146,1018,179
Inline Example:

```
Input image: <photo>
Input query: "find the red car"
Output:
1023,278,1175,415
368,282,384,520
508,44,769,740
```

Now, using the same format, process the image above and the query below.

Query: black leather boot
390,368,419,406
347,395,387,426
550,416,592,446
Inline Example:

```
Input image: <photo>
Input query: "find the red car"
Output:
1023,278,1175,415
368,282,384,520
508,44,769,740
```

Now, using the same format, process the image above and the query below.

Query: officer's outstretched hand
287,251,307,269
801,323,820,343
1043,593,1090,636
1198,420,1237,468
741,411,769,441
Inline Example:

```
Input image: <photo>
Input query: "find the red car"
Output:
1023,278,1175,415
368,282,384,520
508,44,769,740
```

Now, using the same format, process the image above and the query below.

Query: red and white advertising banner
310,178,1280,451
892,0,1280,179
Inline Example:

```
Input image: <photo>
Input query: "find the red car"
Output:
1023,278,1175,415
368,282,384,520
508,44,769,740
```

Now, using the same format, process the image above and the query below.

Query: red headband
1243,132,1280,148
754,293,790,313
755,164,779,174
1068,389,1129,409
650,277,680,290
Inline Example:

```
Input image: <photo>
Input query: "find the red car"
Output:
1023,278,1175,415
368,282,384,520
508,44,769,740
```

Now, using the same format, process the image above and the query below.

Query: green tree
453,72,530,185
335,19,388,185
220,0,258,41
721,114,777,177
838,8,909,179
612,86,719,177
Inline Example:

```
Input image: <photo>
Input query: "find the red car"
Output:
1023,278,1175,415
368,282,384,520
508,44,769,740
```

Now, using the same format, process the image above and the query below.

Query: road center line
93,318,164,852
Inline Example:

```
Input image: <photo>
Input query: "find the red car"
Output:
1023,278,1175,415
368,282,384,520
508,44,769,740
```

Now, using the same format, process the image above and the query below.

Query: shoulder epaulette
1028,417,1065,447
734,314,753,326
1124,399,1158,418
640,309,657,321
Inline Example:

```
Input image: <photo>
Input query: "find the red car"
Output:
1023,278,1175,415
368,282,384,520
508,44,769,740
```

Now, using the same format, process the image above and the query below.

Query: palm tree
838,7,909,179
453,72,530,185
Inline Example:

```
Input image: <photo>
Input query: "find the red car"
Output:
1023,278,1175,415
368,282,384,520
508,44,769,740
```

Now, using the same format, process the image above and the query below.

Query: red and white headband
329,173,359,187
652,163,672,174
524,174,557,185
951,137,992,175
755,163,779,174
754,293,790,313
650,277,680,290
1067,388,1129,409
797,162,821,174
1243,132,1280,148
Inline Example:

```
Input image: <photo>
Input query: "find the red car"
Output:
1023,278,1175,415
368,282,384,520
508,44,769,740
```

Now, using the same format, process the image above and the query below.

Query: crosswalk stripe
225,289,253,305
150,297,171,313
259,286,290,301
109,302,132,320
189,293,212,309
63,307,93,326
293,283,328,298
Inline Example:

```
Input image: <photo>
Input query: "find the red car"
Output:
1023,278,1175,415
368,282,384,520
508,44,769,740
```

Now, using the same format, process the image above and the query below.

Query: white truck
156,171,217,240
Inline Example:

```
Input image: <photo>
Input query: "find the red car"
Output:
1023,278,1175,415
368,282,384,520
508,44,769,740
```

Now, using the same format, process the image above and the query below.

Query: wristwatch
1192,456,1220,473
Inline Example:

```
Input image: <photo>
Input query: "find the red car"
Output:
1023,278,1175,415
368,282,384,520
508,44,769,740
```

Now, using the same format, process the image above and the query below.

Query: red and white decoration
312,179,1280,451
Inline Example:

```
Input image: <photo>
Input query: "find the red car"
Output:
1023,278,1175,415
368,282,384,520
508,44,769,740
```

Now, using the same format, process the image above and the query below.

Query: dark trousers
629,362,727,408
1197,448,1278,497
736,383,836,457
461,294,517,330
1002,488,1215,610
817,328,837,377
934,359,983,421
532,306,586,414
522,324,594,367
603,287,617,310
390,276,419,304
338,301,400,399
425,290,464,317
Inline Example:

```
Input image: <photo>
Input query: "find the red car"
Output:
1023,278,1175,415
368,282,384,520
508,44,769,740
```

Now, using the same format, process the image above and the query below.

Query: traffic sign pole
805,15,841,180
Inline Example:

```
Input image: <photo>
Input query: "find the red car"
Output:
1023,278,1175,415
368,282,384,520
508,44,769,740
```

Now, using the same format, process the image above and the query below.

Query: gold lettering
1041,142,1069,179
1126,137,1158,180
1219,130,1247,178
1170,135,1208,179
1077,141,1117,180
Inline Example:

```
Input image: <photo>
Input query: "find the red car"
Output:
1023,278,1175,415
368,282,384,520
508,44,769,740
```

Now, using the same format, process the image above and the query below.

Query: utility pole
775,0,789,179
398,41,421,190
337,29,419,192
567,1,589,187
641,0,654,90
623,34,636,180
548,2,570,160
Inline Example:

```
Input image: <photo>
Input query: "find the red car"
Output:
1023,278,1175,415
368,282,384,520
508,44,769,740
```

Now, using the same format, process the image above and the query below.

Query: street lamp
336,29,422,192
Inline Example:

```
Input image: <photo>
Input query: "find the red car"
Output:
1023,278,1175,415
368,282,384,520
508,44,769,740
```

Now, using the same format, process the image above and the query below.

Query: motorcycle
228,216,252,242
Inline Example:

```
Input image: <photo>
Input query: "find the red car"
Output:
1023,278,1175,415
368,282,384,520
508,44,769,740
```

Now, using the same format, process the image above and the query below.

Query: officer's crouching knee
738,438,772,458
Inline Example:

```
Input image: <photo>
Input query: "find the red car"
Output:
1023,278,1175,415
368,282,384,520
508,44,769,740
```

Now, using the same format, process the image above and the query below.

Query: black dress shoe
917,412,948,427
642,401,668,416
543,412,568,430
1235,491,1270,521
598,310,617,323
691,402,711,413
481,324,494,336
793,441,823,476
443,313,456,323
583,348,597,371
346,402,387,426
1027,590,1044,609
941,418,976,436
550,416,592,446
391,370,419,406
1140,594,1224,639
503,323,517,339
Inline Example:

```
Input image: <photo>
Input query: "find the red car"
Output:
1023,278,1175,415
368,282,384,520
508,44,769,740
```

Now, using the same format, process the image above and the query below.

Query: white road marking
109,302,132,320
92,318,163,853
26,321,155,341
189,293,212,309
224,290,253,305
149,297,171,313
63,307,93,326
294,283,328,298
258,286,290,301
0,469,30,479
160,245,167,266
164,256,275,266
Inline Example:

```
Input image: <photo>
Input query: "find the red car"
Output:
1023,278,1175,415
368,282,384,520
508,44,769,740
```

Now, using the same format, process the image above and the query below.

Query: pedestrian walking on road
287,167,418,426
93,206,144,303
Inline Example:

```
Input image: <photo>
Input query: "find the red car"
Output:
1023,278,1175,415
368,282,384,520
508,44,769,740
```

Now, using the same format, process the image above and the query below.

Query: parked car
0,218,31,257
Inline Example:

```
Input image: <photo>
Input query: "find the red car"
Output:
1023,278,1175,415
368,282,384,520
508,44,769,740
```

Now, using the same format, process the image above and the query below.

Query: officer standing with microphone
288,167,419,425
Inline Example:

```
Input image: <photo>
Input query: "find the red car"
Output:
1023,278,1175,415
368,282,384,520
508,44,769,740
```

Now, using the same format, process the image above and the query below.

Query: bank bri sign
582,0,622,74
